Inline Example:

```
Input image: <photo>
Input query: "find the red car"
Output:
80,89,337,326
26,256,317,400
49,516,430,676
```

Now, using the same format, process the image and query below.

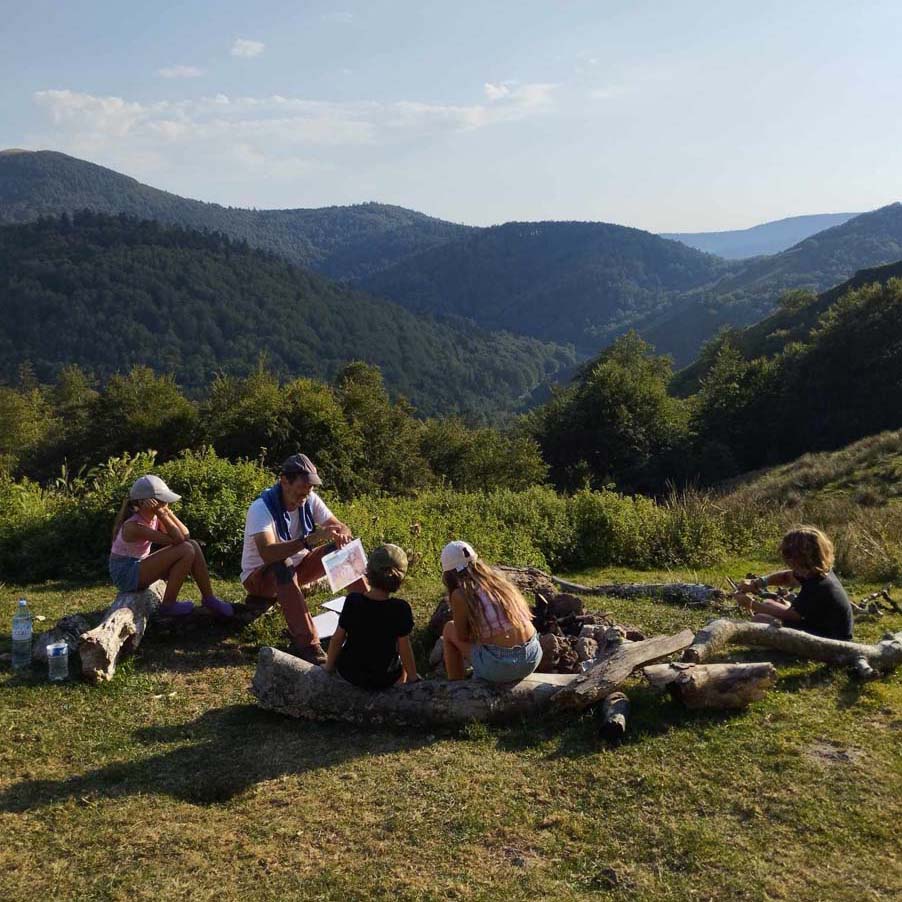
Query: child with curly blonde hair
736,526,853,640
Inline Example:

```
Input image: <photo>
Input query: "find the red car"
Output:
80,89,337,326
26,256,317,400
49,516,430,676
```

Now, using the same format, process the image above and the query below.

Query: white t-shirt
240,491,334,583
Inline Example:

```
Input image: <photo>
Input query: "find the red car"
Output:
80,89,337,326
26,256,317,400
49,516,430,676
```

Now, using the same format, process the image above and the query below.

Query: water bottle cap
18,599,27,607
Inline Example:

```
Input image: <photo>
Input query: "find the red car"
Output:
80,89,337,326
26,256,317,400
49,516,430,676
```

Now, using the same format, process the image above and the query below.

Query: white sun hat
441,540,478,573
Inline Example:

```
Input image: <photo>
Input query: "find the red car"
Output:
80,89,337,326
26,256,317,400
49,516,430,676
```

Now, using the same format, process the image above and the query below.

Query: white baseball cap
129,475,181,503
441,540,478,573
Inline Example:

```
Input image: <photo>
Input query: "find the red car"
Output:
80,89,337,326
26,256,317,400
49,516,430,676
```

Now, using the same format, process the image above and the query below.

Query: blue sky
2,0,901,230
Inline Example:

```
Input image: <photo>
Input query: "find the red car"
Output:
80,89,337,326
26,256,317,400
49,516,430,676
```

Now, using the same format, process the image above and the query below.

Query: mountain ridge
0,149,474,280
661,211,861,259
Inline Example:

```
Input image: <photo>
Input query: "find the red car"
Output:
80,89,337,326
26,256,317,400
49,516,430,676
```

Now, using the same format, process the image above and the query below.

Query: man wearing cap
240,453,355,665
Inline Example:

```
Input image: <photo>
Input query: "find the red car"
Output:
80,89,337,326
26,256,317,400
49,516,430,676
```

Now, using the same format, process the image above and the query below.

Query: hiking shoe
293,644,328,666
202,595,234,618
158,600,195,617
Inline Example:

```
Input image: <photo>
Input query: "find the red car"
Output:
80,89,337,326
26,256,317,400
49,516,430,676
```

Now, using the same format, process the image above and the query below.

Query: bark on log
78,581,166,683
552,577,726,606
251,647,579,726
684,618,902,679
550,628,695,711
32,614,91,667
598,691,629,739
643,662,776,709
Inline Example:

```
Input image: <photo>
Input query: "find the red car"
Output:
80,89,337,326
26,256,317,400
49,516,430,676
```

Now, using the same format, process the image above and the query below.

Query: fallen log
252,647,578,726
32,614,91,668
644,661,776,709
78,581,165,683
498,566,726,606
684,618,902,680
552,577,726,606
598,691,630,739
550,628,695,711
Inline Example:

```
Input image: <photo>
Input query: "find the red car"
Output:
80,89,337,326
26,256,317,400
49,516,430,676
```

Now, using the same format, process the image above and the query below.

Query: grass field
2,562,901,901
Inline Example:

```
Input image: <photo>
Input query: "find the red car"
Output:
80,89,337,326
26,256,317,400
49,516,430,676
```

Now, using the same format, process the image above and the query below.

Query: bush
0,449,775,584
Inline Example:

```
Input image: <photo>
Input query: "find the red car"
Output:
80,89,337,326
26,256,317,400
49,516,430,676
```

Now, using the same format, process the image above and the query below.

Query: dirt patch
806,740,867,766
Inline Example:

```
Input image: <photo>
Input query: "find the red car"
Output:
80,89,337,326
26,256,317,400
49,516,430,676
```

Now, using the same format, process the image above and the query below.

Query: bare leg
186,540,214,598
138,542,196,605
442,620,471,681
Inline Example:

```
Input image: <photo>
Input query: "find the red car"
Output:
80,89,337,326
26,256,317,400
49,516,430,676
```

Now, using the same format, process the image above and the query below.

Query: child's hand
736,593,754,613
139,498,160,513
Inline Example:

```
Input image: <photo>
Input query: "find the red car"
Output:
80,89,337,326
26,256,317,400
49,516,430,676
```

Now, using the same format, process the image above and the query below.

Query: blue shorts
109,554,141,593
471,633,542,684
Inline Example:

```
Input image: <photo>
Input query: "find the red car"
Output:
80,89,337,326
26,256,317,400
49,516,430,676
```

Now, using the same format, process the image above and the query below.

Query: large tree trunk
251,647,578,726
643,661,776,708
78,582,166,683
684,618,902,680
550,628,695,711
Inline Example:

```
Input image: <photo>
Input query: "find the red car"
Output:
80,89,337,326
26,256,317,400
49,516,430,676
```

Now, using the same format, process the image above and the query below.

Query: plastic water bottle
11,598,33,671
47,642,69,681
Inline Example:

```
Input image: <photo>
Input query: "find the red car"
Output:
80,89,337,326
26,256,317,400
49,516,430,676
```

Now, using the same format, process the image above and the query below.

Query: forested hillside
675,258,902,393
642,203,902,363
0,212,574,416
662,212,859,259
361,220,730,353
0,150,472,279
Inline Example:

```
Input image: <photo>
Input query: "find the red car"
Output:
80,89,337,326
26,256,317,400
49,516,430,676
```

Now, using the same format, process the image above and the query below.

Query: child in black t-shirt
324,543,420,689
736,526,854,641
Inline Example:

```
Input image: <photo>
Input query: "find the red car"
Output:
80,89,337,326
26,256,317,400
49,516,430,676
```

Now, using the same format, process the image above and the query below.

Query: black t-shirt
790,571,854,641
336,592,414,689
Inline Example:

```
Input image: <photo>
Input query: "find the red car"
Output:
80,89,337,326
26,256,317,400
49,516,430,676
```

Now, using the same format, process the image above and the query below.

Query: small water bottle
11,598,33,671
47,642,69,681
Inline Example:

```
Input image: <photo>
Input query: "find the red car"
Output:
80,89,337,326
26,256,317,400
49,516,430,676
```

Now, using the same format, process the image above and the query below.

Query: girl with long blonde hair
440,541,542,682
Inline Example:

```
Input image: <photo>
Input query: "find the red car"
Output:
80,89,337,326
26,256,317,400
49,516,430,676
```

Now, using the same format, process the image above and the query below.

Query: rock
538,634,563,673
579,624,597,639
428,637,445,668
427,598,452,640
576,637,598,662
548,594,584,619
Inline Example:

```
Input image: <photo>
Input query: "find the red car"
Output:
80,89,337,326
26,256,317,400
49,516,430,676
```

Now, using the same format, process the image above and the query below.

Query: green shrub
0,448,775,584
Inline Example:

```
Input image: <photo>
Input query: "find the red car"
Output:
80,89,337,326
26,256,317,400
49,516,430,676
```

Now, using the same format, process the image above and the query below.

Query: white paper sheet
321,596,346,613
312,610,340,639
321,539,368,592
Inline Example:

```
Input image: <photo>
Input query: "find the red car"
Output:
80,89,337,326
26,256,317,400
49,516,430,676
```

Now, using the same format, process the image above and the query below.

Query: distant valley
661,212,860,259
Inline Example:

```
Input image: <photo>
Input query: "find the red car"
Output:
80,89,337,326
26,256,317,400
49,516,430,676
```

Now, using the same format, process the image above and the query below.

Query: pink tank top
474,589,515,640
110,513,159,559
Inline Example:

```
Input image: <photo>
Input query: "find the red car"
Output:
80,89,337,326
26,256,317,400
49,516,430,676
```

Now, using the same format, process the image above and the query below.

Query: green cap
367,543,408,577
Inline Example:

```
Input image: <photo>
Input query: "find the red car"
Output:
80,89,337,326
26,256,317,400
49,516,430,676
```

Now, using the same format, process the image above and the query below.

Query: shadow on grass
0,703,433,811
491,684,743,759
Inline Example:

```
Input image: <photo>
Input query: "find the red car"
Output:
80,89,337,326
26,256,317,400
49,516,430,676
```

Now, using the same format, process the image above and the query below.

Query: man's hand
736,578,758,594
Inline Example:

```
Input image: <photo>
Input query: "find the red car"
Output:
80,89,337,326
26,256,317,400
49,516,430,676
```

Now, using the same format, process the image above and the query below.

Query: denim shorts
471,632,542,684
109,554,141,593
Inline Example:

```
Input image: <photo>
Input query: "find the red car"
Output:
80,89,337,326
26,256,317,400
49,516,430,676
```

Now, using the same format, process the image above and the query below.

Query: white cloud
484,82,512,101
231,38,265,58
322,11,354,24
157,65,205,79
31,84,558,192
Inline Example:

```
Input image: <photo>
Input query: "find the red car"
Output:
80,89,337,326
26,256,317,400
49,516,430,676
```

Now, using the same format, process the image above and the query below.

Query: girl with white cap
108,475,233,617
440,541,541,683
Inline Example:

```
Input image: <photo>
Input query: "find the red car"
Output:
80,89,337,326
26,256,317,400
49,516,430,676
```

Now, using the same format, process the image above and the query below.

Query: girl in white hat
440,540,541,683
108,475,232,617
